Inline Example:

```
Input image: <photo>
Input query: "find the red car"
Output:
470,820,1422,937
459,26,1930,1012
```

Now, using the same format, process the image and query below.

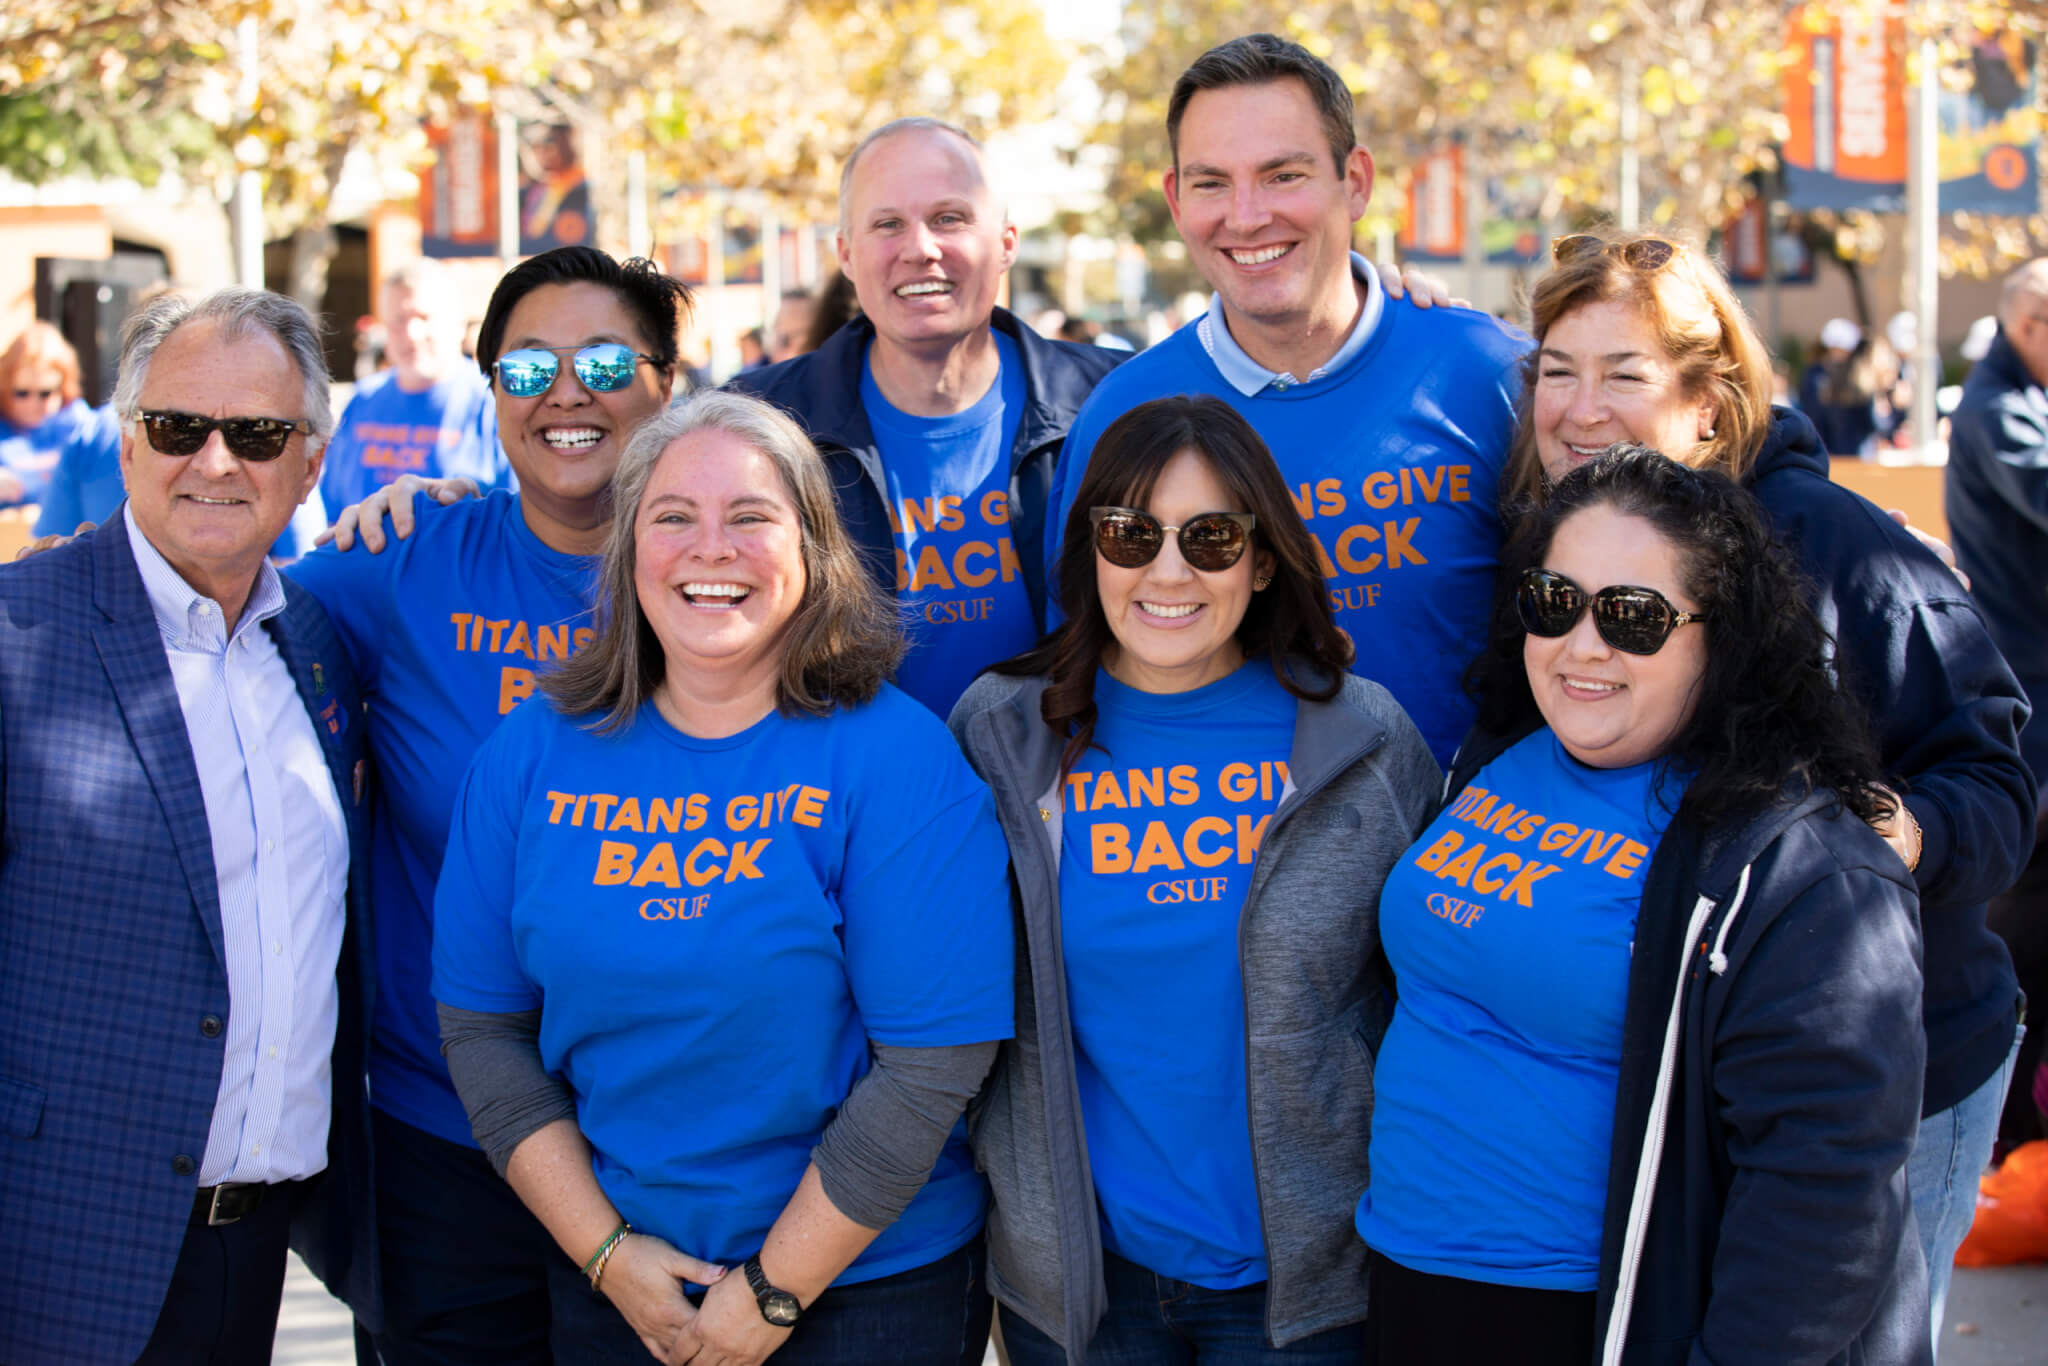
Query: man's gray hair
112,287,335,449
836,116,991,234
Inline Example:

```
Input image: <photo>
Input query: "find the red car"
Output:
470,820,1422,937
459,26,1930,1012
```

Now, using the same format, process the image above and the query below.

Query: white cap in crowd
1820,317,1863,352
1961,314,2000,363
1886,311,1917,356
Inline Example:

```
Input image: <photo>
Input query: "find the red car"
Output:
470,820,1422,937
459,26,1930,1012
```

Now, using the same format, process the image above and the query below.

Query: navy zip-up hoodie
1445,727,1930,1366
1945,329,2048,810
1742,405,2032,1114
728,308,1123,630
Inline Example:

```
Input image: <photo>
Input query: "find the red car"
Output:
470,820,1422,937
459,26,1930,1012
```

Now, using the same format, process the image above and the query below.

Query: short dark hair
1168,33,1357,174
998,394,1354,773
1470,443,1893,828
473,246,693,378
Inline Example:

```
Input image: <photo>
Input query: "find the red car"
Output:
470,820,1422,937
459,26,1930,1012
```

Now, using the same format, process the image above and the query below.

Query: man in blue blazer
0,288,376,1365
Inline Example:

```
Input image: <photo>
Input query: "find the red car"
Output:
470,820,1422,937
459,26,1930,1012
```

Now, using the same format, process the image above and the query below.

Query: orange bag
1954,1140,2048,1267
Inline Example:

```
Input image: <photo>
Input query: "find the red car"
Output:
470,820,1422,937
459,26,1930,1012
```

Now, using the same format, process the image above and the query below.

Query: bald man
1947,258,2048,1161
730,117,1123,716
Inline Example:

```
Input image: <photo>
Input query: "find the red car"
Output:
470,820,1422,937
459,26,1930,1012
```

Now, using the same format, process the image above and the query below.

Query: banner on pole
1721,198,1815,284
1400,144,1465,263
421,116,596,258
1782,3,1908,212
1483,174,1546,266
419,115,501,258
515,123,594,254
1938,29,2040,214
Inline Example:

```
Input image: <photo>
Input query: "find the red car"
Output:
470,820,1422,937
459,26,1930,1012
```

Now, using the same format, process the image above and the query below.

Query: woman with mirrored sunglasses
948,394,1442,1365
1505,228,2030,1343
285,244,691,1365
1358,445,1928,1366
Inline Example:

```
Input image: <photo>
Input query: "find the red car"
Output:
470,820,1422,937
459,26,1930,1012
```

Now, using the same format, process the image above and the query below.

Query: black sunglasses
139,410,303,462
1516,567,1708,656
1089,506,1256,572
492,343,659,397
1551,234,1680,272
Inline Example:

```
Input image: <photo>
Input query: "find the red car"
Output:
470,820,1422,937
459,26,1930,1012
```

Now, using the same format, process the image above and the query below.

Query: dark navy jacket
727,308,1123,628
1446,730,1930,1366
1946,330,2048,815
1744,405,2032,1115
0,517,379,1365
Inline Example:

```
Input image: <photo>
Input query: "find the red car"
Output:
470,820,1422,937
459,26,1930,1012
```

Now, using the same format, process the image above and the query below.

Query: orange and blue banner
1782,3,1909,211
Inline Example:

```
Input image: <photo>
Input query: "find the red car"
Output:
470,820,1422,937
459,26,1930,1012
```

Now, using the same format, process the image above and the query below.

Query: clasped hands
601,1231,794,1366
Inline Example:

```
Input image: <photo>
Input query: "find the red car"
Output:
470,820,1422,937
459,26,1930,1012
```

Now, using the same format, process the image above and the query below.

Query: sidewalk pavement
277,1253,2045,1365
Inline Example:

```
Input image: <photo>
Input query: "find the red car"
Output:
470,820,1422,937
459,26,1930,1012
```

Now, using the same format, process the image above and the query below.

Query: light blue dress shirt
125,505,348,1185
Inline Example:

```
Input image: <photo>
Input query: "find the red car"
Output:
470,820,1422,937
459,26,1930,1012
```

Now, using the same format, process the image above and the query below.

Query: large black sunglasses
1089,507,1256,572
139,410,303,462
492,343,659,397
1516,567,1708,656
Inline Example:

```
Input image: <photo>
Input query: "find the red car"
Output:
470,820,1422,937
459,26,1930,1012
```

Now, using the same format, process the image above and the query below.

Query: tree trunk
286,220,338,316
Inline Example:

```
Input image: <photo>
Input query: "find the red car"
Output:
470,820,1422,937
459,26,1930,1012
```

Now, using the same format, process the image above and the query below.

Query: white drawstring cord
1706,864,1753,976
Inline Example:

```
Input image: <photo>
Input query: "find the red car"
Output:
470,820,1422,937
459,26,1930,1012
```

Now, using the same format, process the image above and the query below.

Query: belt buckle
206,1184,244,1227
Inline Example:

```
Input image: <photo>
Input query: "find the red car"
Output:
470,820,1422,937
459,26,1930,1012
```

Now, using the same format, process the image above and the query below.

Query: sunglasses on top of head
1089,506,1256,572
492,343,660,398
1550,234,1681,272
1516,567,1707,656
138,410,303,462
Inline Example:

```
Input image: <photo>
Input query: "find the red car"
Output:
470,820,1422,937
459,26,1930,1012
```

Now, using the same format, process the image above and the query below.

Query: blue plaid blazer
0,514,379,1366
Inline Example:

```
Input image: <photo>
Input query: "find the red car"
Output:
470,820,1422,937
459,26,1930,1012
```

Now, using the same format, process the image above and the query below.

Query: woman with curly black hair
1356,445,1930,1366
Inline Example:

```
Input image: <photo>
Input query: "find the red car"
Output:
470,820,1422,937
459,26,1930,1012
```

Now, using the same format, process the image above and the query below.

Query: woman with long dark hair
950,394,1441,1364
1501,230,2030,1341
1359,446,1928,1365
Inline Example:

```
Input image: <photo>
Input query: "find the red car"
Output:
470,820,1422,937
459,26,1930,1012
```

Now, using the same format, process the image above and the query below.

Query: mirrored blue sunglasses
492,343,658,398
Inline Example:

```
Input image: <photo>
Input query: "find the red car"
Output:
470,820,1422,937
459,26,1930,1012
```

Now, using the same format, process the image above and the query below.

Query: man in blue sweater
1947,257,2048,1154
1046,34,1528,766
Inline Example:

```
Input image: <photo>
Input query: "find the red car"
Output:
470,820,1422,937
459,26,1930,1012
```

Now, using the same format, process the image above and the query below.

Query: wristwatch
741,1255,803,1327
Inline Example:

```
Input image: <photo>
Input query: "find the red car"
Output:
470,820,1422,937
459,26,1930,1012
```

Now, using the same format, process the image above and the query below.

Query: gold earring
1253,573,1273,591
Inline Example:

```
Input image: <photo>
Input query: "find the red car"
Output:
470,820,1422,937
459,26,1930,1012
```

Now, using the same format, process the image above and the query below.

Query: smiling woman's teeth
682,583,750,605
897,281,951,296
1566,677,1621,693
1141,601,1199,619
543,428,603,450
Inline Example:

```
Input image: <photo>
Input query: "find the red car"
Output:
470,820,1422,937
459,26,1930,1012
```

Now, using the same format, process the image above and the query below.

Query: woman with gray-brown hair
431,390,1014,1366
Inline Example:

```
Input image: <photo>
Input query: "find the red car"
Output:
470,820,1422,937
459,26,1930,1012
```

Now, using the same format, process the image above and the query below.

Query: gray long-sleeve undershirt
438,1002,997,1231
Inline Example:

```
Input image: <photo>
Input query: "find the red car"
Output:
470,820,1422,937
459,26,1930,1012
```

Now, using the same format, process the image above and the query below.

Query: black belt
191,1181,293,1227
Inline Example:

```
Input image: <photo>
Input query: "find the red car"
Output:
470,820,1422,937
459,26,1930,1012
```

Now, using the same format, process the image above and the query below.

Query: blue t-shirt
1058,662,1295,1287
1046,300,1527,766
863,332,1037,717
432,686,1015,1282
319,368,507,521
1357,730,1681,1291
3,399,112,514
287,491,597,1144
29,401,124,537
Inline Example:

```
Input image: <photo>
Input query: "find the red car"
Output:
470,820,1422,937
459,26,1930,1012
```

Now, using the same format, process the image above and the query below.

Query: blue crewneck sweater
1047,297,1529,766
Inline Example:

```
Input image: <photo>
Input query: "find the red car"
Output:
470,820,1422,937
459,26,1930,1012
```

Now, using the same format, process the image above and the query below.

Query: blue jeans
1909,1027,2024,1355
998,1250,1365,1366
547,1236,991,1366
